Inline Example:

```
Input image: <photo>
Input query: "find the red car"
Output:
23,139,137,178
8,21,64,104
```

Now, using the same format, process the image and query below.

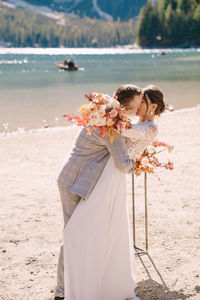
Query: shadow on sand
135,279,196,299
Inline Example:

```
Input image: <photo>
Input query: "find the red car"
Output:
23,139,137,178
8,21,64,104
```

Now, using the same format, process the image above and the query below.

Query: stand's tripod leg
135,252,152,280
132,174,136,247
146,252,167,287
132,173,167,288
144,173,167,287
144,173,148,253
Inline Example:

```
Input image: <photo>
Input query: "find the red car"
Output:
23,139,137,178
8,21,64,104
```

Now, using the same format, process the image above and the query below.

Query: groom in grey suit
54,85,142,299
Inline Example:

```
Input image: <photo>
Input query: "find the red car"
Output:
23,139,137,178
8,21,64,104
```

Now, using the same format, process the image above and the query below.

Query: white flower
98,105,106,116
102,94,113,104
91,92,99,98
90,112,107,126
141,157,149,167
147,145,156,155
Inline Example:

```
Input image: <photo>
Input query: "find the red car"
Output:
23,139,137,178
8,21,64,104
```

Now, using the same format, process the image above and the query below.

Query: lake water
0,47,200,133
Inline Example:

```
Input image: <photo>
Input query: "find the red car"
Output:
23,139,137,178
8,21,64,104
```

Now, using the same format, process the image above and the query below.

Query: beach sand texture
0,106,200,299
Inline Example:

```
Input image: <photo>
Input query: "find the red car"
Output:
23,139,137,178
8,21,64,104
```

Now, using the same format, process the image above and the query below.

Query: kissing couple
54,84,165,300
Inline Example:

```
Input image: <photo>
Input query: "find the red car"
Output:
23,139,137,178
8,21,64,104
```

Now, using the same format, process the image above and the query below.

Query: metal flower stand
132,173,167,287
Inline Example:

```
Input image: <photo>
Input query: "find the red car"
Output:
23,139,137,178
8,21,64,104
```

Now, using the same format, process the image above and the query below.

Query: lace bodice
121,119,158,160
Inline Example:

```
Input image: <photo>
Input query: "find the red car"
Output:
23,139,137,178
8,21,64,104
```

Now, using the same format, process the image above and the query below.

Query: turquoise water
0,48,200,132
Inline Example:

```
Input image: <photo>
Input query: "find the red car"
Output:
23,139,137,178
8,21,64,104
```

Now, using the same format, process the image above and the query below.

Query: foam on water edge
1,105,199,138
0,58,28,64
0,47,200,55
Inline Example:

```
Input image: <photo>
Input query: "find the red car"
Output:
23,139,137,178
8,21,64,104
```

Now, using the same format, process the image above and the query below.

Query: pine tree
137,0,200,47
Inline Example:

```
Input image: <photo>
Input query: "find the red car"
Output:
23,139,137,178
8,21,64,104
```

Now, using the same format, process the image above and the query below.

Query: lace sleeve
121,120,157,140
121,121,158,159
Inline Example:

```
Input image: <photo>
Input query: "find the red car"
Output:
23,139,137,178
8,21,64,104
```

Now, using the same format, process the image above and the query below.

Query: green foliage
0,6,136,47
137,0,200,47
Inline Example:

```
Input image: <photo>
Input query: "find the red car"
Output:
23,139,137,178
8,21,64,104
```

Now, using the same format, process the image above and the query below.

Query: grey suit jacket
57,125,135,200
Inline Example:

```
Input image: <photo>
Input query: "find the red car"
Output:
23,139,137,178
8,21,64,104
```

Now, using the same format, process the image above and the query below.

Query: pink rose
110,109,118,118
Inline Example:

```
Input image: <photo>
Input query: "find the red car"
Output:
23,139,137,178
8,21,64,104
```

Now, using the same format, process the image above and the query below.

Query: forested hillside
0,6,136,47
1,0,199,48
137,0,200,47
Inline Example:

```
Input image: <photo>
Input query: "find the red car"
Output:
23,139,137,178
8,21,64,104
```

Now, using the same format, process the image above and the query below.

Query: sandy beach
0,106,200,300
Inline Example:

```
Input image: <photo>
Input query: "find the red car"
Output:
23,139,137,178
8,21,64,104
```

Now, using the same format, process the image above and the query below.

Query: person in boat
63,59,69,66
58,58,78,70
67,60,75,68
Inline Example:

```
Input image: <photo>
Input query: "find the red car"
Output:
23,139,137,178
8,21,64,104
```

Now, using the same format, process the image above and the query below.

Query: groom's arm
104,134,135,173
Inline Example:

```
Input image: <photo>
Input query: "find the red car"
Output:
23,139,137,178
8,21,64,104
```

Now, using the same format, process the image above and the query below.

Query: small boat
56,62,78,71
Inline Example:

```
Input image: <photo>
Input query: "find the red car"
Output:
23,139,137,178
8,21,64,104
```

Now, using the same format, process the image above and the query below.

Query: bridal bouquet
134,140,174,176
63,93,130,143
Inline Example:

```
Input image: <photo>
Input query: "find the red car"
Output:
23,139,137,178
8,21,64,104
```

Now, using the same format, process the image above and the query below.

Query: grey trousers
55,178,81,298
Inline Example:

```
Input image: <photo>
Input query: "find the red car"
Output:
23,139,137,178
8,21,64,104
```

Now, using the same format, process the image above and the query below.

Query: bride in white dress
63,86,165,300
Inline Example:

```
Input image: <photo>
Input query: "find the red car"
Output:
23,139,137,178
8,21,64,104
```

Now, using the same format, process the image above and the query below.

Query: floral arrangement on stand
134,141,174,176
63,92,174,176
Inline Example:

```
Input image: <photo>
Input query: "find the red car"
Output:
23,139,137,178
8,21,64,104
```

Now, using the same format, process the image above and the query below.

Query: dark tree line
137,0,200,47
0,7,136,47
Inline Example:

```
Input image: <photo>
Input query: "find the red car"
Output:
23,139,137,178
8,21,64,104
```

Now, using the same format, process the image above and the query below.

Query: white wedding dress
63,120,157,300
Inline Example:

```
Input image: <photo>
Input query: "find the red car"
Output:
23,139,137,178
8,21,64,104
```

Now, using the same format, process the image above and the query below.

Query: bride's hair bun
142,85,166,116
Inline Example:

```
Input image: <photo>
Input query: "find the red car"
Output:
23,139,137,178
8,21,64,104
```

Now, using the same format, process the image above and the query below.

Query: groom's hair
114,84,142,107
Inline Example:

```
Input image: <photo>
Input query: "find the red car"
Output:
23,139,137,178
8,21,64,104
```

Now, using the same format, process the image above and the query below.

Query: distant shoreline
0,47,200,55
